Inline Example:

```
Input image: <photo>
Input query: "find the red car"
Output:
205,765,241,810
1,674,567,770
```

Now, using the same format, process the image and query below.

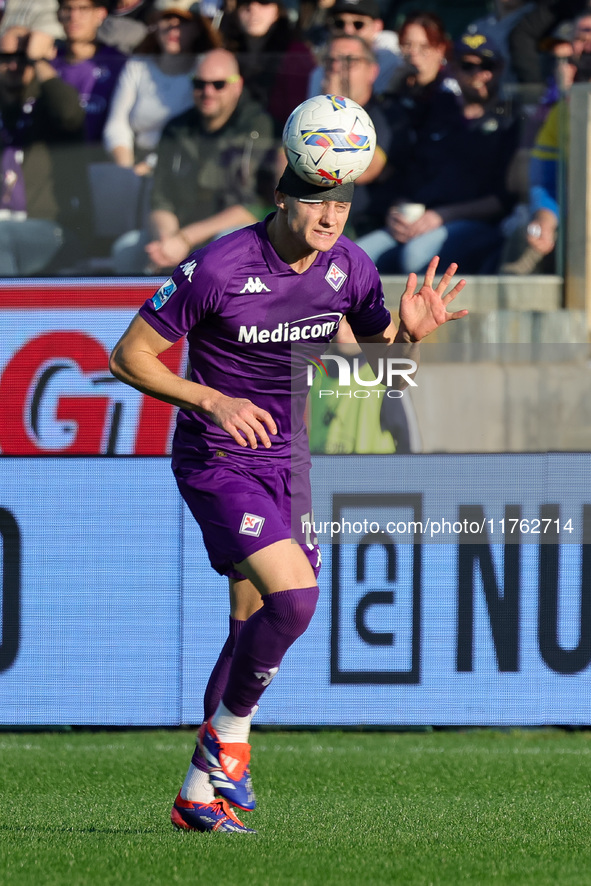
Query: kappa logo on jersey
239,512,265,536
151,277,177,310
254,667,279,687
325,262,347,291
180,259,197,282
239,277,271,294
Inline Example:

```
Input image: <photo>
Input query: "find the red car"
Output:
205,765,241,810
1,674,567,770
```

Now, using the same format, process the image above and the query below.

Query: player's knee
263,585,319,641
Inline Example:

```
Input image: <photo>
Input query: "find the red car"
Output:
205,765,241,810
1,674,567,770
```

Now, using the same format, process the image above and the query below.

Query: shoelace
211,798,243,827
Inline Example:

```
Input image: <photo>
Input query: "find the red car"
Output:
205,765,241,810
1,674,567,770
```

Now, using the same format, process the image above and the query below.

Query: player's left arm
356,256,468,384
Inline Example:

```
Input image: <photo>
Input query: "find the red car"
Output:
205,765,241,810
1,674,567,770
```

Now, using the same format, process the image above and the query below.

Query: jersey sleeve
138,252,221,341
345,250,391,337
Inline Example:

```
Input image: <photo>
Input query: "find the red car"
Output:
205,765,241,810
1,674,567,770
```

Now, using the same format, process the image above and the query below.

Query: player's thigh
175,461,297,579
234,539,317,596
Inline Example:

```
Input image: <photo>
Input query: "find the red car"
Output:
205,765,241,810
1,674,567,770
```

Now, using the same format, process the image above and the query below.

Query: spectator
49,1,128,264
298,0,333,48
356,33,520,275
519,17,581,146
463,0,535,83
98,0,156,55
501,18,591,273
0,27,85,274
52,0,126,145
221,0,315,133
319,33,409,236
536,18,580,105
307,0,401,98
501,52,591,273
0,0,64,40
111,48,275,273
382,11,458,128
103,0,220,175
508,0,588,83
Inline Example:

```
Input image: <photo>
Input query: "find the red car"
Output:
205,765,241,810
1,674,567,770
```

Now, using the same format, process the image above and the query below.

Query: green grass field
2,728,591,885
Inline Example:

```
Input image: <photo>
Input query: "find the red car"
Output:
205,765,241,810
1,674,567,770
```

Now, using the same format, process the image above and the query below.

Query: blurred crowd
0,0,588,276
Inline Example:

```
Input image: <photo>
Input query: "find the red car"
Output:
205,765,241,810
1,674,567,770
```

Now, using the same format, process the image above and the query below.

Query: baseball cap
330,0,381,21
455,32,501,64
153,0,201,18
276,166,354,202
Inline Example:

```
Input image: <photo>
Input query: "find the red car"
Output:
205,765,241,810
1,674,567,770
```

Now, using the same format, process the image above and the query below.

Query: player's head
320,35,378,106
57,0,110,44
192,48,243,131
274,166,353,253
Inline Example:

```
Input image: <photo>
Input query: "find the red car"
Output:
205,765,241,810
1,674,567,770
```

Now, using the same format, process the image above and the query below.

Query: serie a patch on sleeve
152,278,177,310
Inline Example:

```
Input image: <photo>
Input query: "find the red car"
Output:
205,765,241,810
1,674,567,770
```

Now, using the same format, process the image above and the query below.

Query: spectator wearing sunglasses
220,0,315,134
103,0,220,176
357,33,520,275
307,0,401,99
111,48,275,272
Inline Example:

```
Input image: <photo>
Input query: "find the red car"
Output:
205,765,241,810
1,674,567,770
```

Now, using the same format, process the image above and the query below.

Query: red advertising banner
0,278,186,455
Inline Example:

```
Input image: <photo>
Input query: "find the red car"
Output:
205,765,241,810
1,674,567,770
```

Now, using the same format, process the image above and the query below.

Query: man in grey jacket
113,48,276,273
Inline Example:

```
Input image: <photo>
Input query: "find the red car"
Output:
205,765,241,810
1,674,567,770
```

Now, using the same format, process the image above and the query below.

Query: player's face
279,195,351,253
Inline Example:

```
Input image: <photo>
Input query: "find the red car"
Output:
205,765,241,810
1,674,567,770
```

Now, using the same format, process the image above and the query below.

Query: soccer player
109,165,467,833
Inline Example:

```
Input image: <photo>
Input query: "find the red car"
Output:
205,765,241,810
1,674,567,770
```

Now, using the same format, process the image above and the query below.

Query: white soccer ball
282,94,377,188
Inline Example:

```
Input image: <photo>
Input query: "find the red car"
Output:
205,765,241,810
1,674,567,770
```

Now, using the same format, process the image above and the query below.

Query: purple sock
192,615,244,770
221,586,319,717
203,615,245,721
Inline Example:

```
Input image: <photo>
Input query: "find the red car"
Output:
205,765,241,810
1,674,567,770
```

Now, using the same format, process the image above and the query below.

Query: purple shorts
174,454,321,581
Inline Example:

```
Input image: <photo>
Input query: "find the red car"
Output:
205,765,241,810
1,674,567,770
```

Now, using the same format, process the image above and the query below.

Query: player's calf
204,586,319,808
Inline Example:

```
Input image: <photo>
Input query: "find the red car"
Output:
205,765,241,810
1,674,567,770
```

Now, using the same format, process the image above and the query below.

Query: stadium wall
1,279,590,726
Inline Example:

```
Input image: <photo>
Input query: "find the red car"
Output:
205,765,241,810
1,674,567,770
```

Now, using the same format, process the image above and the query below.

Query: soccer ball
282,94,377,188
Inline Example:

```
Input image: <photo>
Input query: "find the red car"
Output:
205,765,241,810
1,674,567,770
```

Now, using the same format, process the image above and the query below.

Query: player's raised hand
206,393,278,449
398,256,468,343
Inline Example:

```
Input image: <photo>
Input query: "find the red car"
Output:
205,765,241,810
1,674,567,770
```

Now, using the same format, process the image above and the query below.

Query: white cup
395,202,425,223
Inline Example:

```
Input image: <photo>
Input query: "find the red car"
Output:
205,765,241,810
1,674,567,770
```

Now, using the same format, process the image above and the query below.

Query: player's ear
274,190,287,211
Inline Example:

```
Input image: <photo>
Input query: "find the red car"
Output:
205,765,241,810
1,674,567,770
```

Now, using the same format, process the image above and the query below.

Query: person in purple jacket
52,0,126,145
109,164,467,834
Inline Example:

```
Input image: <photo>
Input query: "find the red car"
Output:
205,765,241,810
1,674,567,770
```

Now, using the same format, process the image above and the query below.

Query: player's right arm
109,314,277,449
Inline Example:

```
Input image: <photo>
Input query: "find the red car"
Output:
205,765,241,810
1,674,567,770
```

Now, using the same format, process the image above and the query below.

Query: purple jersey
52,44,126,143
138,217,391,469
